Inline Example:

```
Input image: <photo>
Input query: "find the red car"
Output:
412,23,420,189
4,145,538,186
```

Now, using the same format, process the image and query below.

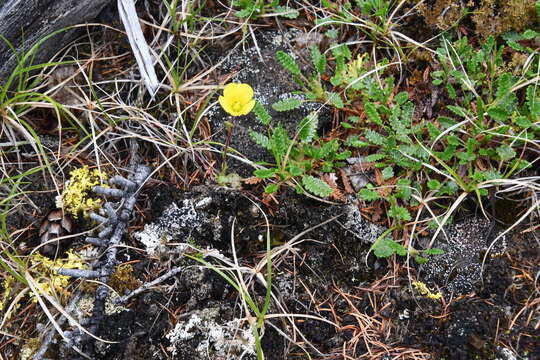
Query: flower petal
219,95,235,116
223,83,253,103
223,83,242,99
239,99,256,115
235,83,254,103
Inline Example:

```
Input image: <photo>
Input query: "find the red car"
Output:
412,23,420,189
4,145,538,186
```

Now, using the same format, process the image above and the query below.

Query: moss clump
108,263,141,294
472,0,537,38
412,0,537,38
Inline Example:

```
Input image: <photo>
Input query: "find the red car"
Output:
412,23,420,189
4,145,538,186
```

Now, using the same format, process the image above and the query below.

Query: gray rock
0,0,111,83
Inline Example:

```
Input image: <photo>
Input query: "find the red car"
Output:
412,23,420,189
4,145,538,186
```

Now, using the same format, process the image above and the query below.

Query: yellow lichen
58,166,108,218
20,337,41,360
29,249,87,301
219,83,256,116
108,263,141,294
0,274,16,313
412,281,443,300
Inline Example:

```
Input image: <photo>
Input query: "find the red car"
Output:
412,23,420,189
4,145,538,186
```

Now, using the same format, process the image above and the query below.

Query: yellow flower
219,83,256,116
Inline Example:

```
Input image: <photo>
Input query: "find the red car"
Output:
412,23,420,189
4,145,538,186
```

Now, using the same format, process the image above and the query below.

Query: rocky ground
1,2,539,360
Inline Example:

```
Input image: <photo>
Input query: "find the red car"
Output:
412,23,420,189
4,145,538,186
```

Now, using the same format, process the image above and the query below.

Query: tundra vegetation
0,1,539,359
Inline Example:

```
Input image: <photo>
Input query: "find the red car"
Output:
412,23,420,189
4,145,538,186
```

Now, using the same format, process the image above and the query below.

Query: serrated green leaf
526,85,540,116
272,98,302,112
487,107,509,122
522,29,537,39
449,70,465,79
389,239,407,256
365,130,385,146
346,135,369,148
332,43,351,60
371,238,406,258
288,165,304,177
446,135,460,146
275,5,299,19
327,92,344,108
253,101,271,125
394,92,409,105
265,184,280,194
298,112,318,143
318,139,339,158
396,178,412,200
496,72,513,99
388,205,411,221
270,125,290,158
446,83,457,100
276,51,301,75
365,153,386,162
254,168,277,179
427,122,441,140
382,166,394,180
509,158,532,171
456,151,476,164
302,175,333,197
235,7,254,18
335,150,352,160
311,45,326,74
371,238,394,258
364,102,382,125
515,116,532,129
447,105,468,118
496,144,516,161
249,129,270,149
358,187,380,201
427,179,441,190
438,116,457,128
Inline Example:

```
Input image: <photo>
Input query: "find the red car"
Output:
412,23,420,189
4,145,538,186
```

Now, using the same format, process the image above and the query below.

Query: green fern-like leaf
365,130,385,146
388,205,411,222
249,129,270,150
364,102,382,125
302,175,333,197
235,6,254,18
275,5,299,19
326,92,344,108
276,51,301,75
382,166,394,180
365,153,386,162
359,185,380,201
496,72,513,100
272,98,302,112
254,168,277,179
526,85,540,116
318,139,339,159
270,125,290,159
447,105,469,118
310,45,326,74
253,102,271,125
298,112,318,143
